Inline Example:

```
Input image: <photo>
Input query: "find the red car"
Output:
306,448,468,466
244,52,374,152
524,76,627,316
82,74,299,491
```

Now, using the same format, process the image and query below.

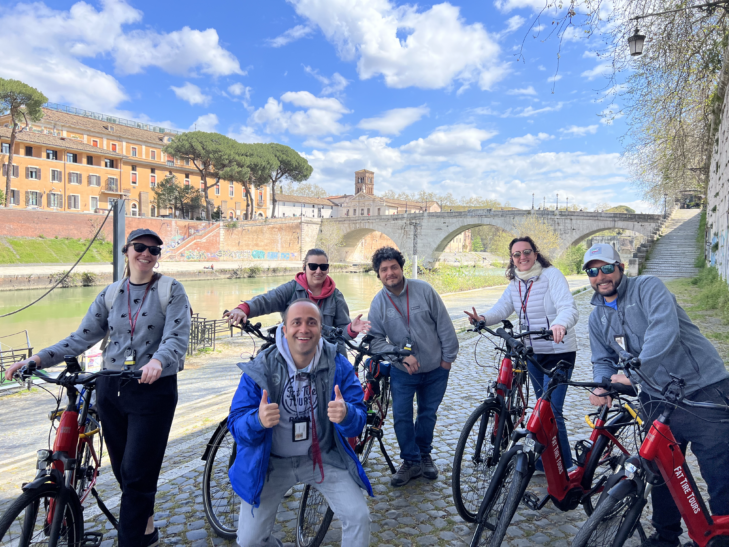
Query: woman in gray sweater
6,228,191,547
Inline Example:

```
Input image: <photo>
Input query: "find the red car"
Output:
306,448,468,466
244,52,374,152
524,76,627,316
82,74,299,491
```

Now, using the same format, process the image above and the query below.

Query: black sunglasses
131,243,162,256
585,264,617,277
307,263,329,271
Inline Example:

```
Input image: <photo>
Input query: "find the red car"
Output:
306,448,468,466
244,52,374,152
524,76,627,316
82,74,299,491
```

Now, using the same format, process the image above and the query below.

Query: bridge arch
337,226,406,262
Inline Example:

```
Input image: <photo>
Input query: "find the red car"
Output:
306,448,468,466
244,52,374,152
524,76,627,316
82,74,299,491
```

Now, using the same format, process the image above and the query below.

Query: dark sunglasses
307,263,329,272
511,249,534,259
131,243,162,256
585,264,617,277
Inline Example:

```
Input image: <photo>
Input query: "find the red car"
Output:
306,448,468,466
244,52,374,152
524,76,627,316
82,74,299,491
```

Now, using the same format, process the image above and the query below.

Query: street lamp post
664,193,668,217
532,193,535,209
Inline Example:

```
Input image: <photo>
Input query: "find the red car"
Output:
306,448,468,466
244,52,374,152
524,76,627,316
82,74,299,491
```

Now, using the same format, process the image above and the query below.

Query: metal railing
44,102,184,136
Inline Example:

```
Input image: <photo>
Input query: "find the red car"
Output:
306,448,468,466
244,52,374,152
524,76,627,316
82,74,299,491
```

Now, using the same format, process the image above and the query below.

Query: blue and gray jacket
589,274,728,396
227,339,373,509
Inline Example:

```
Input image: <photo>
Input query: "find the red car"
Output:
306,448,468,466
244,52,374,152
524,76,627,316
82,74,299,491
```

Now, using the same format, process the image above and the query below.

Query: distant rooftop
44,102,183,136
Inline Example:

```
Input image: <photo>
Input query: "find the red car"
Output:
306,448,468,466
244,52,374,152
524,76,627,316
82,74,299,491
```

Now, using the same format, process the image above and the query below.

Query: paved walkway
0,290,706,547
642,209,702,280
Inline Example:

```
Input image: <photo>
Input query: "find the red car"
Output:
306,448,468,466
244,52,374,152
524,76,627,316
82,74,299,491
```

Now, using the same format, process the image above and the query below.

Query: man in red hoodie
224,248,370,354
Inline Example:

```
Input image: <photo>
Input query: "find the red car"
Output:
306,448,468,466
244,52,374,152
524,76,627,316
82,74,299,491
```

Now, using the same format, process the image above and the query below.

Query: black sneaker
421,454,438,480
142,528,159,547
641,532,680,547
391,461,422,487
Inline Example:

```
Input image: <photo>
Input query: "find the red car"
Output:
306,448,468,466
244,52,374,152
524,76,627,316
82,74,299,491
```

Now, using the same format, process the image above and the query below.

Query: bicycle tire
0,483,83,546
453,400,506,523
296,485,334,547
469,450,521,547
202,426,240,540
488,466,528,547
571,482,642,547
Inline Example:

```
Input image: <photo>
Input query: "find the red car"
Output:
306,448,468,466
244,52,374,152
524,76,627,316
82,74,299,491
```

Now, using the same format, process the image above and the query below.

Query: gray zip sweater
589,274,728,396
368,278,459,374
36,277,191,377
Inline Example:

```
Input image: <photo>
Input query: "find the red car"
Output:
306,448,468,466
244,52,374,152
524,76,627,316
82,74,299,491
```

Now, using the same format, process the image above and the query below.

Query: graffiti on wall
175,249,298,262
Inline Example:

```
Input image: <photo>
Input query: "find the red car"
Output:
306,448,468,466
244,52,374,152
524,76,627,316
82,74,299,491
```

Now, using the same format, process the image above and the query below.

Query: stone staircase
641,209,703,280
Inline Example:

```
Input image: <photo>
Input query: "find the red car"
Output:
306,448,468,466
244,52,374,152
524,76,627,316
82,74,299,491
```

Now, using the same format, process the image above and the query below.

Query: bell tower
355,169,374,195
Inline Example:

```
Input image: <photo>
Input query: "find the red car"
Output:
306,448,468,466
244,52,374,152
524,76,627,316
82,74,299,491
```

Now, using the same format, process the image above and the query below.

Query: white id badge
614,335,626,351
293,417,310,442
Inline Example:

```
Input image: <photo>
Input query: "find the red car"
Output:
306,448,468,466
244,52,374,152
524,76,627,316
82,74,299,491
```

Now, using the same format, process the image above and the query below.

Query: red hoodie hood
295,271,336,301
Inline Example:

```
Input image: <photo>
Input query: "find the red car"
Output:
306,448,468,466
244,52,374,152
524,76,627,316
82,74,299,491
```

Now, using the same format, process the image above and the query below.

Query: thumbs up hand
258,389,280,428
327,385,348,424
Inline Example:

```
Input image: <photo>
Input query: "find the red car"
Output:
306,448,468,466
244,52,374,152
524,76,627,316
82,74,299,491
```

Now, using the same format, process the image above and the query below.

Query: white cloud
500,15,525,35
495,0,552,12
507,86,537,96
288,0,507,91
250,91,350,136
538,65,546,71
560,124,599,136
0,0,242,112
228,83,250,98
582,62,612,81
267,24,314,47
547,74,562,83
358,106,429,135
171,82,211,106
304,66,350,96
401,125,497,157
599,104,623,125
228,125,267,143
189,113,219,132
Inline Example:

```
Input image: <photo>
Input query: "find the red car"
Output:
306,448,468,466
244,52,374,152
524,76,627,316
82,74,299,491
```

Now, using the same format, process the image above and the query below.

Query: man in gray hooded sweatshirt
368,247,459,487
584,243,729,547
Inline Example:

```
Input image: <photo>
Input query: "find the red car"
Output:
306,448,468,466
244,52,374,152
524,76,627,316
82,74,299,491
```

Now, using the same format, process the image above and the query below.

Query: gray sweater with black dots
36,277,191,378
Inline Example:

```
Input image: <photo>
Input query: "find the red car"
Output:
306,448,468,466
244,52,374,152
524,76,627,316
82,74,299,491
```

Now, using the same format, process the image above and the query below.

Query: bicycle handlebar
16,361,142,388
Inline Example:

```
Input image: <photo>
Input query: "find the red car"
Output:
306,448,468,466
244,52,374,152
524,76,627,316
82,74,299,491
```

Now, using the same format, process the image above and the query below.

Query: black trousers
96,374,177,547
639,378,729,541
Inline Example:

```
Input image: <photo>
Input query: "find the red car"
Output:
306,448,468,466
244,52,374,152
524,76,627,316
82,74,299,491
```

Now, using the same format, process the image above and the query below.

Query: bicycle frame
638,414,729,546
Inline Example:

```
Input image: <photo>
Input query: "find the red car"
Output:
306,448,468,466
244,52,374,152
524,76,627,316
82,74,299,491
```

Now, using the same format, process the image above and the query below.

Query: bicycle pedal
80,532,103,547
522,491,549,511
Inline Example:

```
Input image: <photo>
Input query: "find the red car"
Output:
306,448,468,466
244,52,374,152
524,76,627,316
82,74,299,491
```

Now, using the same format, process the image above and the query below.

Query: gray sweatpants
237,455,371,547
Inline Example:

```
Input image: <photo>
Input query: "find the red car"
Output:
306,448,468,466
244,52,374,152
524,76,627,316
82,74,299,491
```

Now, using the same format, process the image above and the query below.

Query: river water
0,273,591,354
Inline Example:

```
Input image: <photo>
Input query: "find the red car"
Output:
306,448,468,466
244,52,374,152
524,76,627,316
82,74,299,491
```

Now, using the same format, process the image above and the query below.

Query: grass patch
695,210,707,269
407,264,506,293
689,267,729,322
0,237,112,264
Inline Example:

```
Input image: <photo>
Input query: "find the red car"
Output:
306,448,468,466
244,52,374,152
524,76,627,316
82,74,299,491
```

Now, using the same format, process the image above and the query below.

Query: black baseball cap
126,228,164,246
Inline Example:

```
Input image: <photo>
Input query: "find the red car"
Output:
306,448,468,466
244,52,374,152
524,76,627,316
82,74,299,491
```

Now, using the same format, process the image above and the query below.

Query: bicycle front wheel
470,450,522,547
0,483,83,546
453,400,506,523
571,481,644,547
202,426,240,540
488,465,529,547
296,485,334,547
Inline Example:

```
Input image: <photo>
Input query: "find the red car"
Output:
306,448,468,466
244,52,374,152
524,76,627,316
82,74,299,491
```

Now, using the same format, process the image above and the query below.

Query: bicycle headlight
522,437,536,453
36,449,52,468
624,462,637,480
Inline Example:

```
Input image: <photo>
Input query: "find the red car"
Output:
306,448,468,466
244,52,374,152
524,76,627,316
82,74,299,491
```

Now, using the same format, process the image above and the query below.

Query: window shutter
13,165,19,178
47,192,52,208
2,164,6,177
25,166,29,179
25,190,30,206
68,195,72,209
37,167,41,181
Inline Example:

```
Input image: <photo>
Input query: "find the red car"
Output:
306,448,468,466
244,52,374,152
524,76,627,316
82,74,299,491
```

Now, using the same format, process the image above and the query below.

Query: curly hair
505,236,552,281
371,246,405,278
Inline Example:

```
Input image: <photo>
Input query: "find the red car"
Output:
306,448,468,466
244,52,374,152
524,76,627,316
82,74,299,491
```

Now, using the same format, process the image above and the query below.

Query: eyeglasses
511,249,534,259
585,264,617,277
131,243,162,256
307,263,329,272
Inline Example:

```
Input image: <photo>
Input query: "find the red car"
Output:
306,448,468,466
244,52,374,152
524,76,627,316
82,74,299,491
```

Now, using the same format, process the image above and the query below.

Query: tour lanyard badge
403,337,413,353
124,348,136,368
613,335,627,352
292,372,311,443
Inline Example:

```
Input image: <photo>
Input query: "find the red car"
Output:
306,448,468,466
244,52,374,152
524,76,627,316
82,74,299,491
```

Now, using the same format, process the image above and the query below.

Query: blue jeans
390,365,450,463
528,352,576,470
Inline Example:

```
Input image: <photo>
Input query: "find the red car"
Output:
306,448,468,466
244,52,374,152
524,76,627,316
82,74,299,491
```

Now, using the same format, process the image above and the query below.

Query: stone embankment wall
707,102,729,279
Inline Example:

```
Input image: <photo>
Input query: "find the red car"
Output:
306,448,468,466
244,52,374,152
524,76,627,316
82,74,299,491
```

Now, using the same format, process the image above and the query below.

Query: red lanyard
127,279,153,341
517,280,533,319
386,286,409,327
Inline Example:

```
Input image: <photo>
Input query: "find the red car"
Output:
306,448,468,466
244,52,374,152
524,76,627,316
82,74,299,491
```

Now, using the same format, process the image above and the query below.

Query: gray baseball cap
126,228,163,246
582,243,621,269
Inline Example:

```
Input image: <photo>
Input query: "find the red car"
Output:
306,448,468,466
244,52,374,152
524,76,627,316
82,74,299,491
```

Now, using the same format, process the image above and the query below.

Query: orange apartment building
0,104,270,219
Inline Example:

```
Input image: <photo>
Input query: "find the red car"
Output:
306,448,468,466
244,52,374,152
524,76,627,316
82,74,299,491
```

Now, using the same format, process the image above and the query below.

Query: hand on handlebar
403,355,420,375
6,356,40,381
610,373,631,386
589,388,613,408
464,307,485,325
139,359,163,384
551,324,566,344
224,308,248,327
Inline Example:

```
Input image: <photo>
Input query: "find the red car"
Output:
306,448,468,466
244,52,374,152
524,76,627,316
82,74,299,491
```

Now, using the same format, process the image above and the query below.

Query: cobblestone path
0,291,710,546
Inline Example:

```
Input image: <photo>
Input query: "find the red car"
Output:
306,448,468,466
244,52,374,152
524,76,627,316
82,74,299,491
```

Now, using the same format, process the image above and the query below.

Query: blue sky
0,0,651,211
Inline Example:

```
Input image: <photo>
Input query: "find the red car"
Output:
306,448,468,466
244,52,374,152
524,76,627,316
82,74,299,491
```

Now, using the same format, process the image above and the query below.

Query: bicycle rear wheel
296,485,334,547
571,481,643,547
453,400,507,523
202,426,240,540
0,483,83,546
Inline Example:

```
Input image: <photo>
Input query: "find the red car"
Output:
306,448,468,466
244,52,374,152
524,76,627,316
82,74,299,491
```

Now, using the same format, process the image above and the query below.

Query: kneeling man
228,299,373,547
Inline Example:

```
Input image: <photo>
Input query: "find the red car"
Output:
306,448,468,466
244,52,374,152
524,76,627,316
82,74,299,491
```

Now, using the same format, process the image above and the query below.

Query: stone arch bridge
323,209,664,267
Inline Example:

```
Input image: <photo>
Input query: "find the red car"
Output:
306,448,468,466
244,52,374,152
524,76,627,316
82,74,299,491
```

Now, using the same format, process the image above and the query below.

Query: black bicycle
452,320,538,522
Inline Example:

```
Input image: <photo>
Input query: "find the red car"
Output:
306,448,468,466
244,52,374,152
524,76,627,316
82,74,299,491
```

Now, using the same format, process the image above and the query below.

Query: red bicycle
0,357,141,547
470,331,642,547
571,352,729,547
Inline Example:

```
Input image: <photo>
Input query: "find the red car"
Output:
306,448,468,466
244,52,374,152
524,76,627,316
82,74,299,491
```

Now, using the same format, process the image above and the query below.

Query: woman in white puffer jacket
465,236,579,469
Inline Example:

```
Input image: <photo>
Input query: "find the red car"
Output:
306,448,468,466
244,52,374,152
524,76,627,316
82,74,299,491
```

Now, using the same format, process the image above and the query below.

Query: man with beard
584,244,729,547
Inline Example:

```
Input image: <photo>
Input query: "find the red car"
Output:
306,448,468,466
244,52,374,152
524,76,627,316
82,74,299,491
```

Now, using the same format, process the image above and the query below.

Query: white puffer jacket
482,266,579,354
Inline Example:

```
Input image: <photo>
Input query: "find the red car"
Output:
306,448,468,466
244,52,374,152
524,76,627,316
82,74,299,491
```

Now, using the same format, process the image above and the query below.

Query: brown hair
303,248,328,270
505,236,552,281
